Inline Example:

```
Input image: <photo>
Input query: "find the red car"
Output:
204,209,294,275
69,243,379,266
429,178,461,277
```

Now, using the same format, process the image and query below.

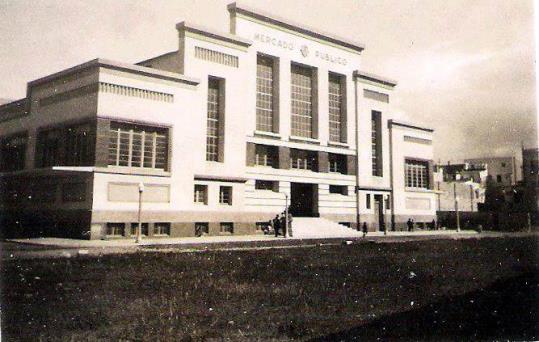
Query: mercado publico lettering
254,33,348,66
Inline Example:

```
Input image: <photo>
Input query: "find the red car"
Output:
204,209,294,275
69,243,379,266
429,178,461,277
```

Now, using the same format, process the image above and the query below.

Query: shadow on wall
312,272,539,341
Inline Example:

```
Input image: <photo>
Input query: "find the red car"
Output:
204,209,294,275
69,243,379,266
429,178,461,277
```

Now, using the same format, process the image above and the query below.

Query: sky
0,0,536,164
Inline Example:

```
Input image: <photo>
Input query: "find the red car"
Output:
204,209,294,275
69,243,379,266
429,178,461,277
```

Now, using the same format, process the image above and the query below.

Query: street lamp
136,182,144,243
284,193,289,238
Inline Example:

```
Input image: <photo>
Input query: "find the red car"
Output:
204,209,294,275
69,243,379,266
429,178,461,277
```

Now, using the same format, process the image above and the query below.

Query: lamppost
384,195,388,235
136,182,144,243
285,193,289,238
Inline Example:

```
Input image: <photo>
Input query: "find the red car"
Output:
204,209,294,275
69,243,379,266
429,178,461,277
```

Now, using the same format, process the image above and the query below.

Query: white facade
0,3,437,239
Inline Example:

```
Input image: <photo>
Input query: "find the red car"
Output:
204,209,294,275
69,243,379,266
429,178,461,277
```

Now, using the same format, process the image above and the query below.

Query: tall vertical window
371,111,383,176
206,78,221,161
108,122,168,170
291,64,313,138
256,55,274,132
37,129,62,167
0,134,27,172
65,124,92,166
405,159,429,189
328,73,344,142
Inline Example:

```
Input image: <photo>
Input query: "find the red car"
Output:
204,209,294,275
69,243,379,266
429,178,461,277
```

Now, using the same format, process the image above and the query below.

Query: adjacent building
464,156,517,187
0,3,437,239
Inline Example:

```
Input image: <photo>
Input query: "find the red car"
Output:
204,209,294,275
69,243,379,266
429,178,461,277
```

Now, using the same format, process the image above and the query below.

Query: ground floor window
339,222,351,228
106,223,125,236
154,222,170,235
255,180,278,192
329,185,348,195
130,223,149,236
195,222,209,237
220,222,234,234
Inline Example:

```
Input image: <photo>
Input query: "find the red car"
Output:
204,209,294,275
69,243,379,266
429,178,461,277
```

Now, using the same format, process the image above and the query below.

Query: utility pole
136,182,144,243
354,75,361,232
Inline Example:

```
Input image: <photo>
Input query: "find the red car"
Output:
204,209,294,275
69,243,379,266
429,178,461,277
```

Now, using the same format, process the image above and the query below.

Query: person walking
362,222,368,237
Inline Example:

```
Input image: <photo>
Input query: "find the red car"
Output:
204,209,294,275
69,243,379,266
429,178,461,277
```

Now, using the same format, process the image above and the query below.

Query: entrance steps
291,217,363,239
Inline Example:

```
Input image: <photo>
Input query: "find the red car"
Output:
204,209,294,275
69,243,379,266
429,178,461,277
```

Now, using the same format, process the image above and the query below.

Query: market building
0,3,436,239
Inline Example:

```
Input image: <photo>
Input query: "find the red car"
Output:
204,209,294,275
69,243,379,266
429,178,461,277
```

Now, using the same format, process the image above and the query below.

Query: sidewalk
4,230,536,260
8,229,476,249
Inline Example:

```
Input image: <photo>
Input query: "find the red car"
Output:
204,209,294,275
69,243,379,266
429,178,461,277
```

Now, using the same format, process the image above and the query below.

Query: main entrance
374,194,385,231
290,183,318,217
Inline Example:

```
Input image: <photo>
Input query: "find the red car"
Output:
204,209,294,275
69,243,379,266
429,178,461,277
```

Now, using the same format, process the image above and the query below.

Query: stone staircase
290,217,363,239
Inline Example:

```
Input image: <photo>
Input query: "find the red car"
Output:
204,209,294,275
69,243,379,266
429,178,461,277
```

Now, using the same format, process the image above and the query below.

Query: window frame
219,186,233,205
404,159,430,189
194,184,208,205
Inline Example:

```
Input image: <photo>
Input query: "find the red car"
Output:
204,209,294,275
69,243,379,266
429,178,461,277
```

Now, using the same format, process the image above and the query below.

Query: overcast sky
0,0,536,164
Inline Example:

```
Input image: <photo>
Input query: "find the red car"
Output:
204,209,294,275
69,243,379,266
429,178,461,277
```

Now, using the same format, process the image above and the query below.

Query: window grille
256,55,274,132
371,111,382,176
106,223,125,236
291,64,313,138
405,159,429,189
328,73,344,142
108,123,168,170
206,79,220,161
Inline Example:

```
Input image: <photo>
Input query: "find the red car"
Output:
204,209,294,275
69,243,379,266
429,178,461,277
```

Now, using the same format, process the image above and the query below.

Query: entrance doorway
374,194,385,231
290,183,318,217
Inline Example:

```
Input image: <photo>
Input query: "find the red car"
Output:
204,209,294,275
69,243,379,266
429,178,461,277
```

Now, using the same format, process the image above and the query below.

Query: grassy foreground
2,237,538,340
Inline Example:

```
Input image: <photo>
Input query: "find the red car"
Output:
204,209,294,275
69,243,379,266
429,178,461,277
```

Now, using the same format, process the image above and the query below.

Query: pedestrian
273,215,280,237
362,222,368,237
407,218,413,232
431,219,436,230
280,213,287,238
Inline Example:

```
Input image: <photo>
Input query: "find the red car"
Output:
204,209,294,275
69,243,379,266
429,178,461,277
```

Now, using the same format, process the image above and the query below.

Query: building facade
0,3,436,239
464,156,517,187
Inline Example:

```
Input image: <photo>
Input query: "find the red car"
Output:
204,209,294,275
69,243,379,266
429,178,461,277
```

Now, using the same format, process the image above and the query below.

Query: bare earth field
1,236,537,341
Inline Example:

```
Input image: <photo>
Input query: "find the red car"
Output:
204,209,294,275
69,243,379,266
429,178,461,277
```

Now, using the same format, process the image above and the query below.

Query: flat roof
176,21,252,47
354,70,397,87
28,58,200,89
389,119,434,133
228,2,365,53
